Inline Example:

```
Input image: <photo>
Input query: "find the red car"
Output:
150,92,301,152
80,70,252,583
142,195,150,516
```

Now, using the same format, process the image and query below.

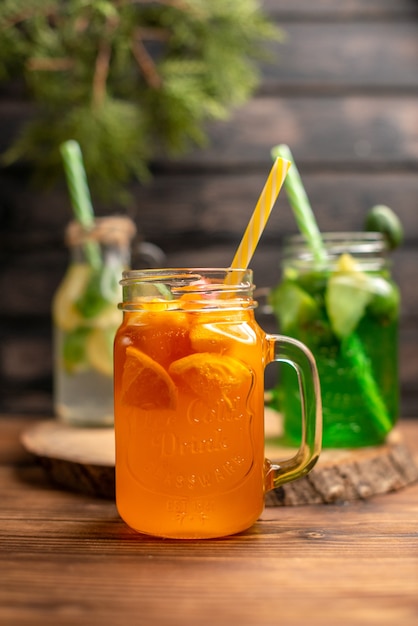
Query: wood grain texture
261,22,418,91
1,416,418,626
170,97,418,167
263,0,418,19
266,429,418,506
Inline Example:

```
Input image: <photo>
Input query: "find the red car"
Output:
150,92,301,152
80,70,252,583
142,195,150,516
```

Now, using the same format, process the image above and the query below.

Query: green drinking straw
60,140,102,271
271,144,327,264
271,143,392,438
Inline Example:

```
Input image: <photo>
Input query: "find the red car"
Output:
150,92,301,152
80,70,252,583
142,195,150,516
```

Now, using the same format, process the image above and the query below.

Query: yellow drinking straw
230,157,291,270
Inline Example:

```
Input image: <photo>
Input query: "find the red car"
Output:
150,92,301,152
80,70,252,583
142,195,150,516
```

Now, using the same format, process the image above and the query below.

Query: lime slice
365,205,403,250
53,264,91,331
325,253,372,338
269,280,318,331
86,327,115,377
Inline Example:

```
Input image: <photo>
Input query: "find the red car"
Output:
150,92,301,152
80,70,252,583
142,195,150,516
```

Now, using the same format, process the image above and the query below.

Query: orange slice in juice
169,353,252,406
189,312,256,353
189,323,229,353
122,346,177,410
124,309,191,367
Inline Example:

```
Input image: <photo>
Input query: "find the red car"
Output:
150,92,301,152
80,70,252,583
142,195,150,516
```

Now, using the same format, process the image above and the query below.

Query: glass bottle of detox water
52,216,136,426
269,232,400,448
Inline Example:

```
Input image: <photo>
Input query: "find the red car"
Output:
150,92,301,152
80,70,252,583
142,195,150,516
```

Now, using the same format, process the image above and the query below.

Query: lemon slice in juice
122,346,177,410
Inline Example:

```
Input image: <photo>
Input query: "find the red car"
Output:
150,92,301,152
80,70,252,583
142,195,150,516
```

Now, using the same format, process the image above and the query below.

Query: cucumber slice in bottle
367,276,400,321
365,205,403,250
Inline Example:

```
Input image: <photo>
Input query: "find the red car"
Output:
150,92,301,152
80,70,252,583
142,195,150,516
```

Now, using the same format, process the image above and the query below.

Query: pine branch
0,2,56,31
132,28,162,89
92,38,112,110
0,0,283,205
27,58,74,71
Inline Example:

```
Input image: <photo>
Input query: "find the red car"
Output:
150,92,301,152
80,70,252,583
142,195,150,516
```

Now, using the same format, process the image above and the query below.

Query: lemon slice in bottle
86,327,115,377
52,264,92,331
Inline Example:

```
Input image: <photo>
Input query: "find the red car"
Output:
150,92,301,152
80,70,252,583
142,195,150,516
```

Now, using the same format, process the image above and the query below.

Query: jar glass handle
264,334,322,490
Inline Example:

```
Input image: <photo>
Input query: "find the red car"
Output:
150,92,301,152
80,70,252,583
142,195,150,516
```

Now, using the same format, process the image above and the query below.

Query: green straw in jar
271,144,327,265
271,143,392,438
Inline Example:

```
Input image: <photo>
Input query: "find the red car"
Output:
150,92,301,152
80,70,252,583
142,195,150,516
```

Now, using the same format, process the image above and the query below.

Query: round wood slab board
21,410,418,505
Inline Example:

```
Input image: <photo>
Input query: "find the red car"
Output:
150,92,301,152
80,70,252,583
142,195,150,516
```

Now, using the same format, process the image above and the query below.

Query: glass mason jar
269,232,400,448
113,268,322,538
52,216,136,426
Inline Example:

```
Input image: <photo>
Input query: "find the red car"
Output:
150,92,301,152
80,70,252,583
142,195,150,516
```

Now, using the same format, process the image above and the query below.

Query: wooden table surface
1,415,418,626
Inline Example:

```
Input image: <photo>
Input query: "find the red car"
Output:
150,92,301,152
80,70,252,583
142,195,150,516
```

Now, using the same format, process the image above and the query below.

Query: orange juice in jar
114,269,322,539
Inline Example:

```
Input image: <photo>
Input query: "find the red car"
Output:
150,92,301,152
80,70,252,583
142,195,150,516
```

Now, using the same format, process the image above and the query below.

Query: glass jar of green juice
269,232,400,448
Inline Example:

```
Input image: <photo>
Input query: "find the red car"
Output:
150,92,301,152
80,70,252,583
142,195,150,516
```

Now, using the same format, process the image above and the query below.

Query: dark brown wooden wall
1,0,417,417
